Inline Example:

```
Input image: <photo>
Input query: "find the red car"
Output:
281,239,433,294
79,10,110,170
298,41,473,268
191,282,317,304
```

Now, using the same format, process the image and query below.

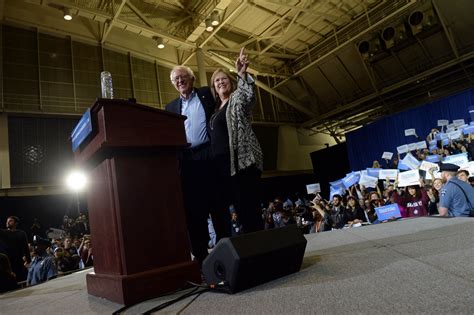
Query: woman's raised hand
235,47,249,78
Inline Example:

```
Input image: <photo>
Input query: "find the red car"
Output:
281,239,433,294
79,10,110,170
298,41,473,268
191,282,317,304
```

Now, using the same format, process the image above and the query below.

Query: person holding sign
208,47,264,234
392,183,429,217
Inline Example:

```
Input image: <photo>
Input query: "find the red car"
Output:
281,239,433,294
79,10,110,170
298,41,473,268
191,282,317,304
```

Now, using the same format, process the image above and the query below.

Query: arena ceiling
2,0,474,141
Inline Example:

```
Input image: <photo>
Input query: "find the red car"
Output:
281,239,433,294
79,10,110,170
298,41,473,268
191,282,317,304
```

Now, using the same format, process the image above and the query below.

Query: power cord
142,281,232,314
112,281,231,314
112,282,194,315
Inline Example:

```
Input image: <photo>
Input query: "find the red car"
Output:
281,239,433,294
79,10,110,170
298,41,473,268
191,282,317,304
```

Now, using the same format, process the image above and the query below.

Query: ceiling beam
206,46,297,59
274,0,417,89
205,52,315,116
126,0,154,28
101,0,128,44
302,51,474,128
42,0,197,49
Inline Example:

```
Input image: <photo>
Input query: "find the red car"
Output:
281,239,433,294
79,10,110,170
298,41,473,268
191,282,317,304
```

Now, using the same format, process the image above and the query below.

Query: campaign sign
329,179,346,191
398,161,410,171
404,128,416,136
306,183,321,194
359,174,378,188
420,160,439,172
443,153,469,167
401,152,421,170
397,169,420,187
416,141,427,150
463,125,474,135
437,119,449,127
447,130,462,140
330,186,345,200
342,172,360,189
453,119,465,127
397,144,408,154
378,169,398,180
407,143,418,151
435,132,447,141
367,168,382,178
71,109,92,152
382,152,393,160
375,204,402,221
425,155,440,163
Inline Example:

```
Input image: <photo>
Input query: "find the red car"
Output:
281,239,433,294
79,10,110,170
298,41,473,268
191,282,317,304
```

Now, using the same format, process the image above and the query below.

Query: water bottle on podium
100,71,113,99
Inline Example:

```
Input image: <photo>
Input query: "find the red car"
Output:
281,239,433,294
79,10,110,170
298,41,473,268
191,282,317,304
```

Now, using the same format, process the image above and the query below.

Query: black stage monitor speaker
202,225,307,293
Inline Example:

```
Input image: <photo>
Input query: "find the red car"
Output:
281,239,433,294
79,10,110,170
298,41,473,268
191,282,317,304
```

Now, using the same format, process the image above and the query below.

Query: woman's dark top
345,205,367,222
208,103,229,157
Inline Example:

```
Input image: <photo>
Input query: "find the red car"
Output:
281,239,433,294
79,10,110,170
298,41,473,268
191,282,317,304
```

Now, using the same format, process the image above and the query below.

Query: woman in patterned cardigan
208,48,264,233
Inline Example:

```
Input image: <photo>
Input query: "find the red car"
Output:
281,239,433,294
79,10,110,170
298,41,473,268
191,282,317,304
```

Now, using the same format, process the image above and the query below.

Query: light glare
66,170,87,192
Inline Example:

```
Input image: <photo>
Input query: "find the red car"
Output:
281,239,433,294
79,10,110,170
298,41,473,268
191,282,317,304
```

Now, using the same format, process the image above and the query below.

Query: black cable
142,287,207,314
112,282,195,315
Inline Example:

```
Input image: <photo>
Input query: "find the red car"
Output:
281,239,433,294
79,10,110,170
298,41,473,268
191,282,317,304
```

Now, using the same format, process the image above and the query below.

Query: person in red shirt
393,185,429,217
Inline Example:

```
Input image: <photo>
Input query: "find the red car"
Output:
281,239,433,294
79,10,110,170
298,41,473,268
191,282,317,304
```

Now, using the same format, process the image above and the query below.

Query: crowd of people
258,128,474,235
0,213,93,293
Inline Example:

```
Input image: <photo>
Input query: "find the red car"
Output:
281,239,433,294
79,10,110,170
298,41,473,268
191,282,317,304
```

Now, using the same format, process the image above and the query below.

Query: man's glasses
171,75,190,83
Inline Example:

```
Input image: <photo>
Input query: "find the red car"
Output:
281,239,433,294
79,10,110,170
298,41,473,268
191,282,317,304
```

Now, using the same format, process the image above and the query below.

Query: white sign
306,183,321,194
416,141,427,150
46,228,66,240
407,143,418,152
443,153,469,167
378,169,398,180
425,170,442,181
438,119,449,127
404,128,417,136
382,152,393,160
398,169,420,187
397,144,408,154
453,119,465,127
447,130,462,140
402,152,421,170
419,161,439,172
359,174,379,188
466,161,474,176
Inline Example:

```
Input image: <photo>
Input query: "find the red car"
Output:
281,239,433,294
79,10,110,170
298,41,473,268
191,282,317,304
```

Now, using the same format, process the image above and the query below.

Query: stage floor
1,217,473,314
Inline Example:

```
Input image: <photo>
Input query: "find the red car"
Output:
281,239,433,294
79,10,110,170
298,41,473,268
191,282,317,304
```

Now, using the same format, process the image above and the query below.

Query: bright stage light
65,170,88,192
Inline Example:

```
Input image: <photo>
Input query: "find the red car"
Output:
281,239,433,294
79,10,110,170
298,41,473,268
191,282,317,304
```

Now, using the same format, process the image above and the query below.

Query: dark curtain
310,143,350,199
346,88,474,171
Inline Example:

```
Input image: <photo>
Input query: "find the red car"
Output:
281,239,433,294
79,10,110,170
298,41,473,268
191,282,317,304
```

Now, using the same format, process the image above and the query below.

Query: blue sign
71,109,92,152
463,125,474,135
435,133,448,141
375,203,402,221
425,155,440,163
329,179,345,191
398,161,410,171
442,138,449,146
342,172,360,189
329,186,345,201
367,168,382,178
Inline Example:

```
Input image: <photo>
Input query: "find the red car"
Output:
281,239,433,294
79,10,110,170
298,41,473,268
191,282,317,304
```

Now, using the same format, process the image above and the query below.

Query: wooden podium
73,99,201,305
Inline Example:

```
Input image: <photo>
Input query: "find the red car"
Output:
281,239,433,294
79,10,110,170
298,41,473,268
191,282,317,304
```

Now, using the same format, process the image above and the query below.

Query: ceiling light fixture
63,8,72,21
205,19,214,32
154,36,165,49
210,11,220,26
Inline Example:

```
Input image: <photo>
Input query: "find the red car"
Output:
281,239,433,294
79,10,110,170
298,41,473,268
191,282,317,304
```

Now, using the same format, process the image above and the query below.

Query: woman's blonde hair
210,68,235,108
